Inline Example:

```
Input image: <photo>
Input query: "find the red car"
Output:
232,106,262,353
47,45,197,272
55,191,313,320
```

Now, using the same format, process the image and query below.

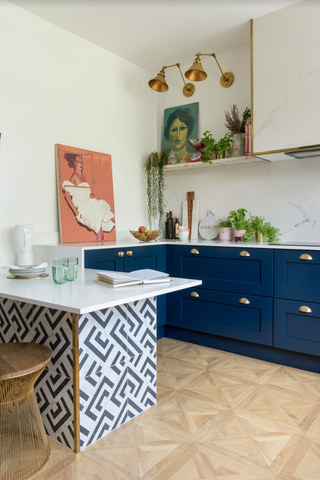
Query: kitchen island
0,268,201,452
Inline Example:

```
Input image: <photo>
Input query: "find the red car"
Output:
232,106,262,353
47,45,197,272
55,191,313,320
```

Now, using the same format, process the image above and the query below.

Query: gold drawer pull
299,254,313,261
118,251,124,258
126,251,133,257
239,251,250,257
190,249,199,255
190,292,199,298
239,298,250,305
299,306,312,313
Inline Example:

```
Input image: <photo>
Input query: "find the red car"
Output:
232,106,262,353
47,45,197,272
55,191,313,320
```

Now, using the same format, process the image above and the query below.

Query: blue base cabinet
85,246,166,338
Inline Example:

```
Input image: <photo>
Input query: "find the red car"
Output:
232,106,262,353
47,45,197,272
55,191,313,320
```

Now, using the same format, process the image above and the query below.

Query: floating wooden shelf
142,156,264,172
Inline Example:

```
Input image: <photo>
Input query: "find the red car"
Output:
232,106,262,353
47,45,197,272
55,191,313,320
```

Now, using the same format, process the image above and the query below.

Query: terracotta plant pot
234,229,246,242
219,227,233,241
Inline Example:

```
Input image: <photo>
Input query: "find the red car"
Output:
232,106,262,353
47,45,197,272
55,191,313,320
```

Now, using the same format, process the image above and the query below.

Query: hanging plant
146,152,168,233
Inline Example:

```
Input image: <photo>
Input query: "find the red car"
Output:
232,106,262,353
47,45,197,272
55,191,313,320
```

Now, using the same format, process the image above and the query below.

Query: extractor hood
255,145,320,162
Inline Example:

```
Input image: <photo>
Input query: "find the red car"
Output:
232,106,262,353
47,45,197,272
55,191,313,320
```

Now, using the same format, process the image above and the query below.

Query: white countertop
0,269,202,314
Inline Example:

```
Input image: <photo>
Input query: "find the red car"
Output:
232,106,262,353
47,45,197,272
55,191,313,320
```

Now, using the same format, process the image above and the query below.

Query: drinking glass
52,258,68,284
67,257,78,281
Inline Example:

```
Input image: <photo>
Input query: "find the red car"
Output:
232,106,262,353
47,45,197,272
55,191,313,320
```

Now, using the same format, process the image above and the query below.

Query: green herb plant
202,131,233,163
248,215,281,243
215,132,233,157
228,208,248,231
219,218,233,229
146,152,168,232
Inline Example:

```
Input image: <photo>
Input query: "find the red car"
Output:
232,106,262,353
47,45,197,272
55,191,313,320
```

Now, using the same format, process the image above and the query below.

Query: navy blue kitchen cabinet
274,249,320,303
169,287,273,345
274,299,320,357
172,246,273,296
85,245,167,338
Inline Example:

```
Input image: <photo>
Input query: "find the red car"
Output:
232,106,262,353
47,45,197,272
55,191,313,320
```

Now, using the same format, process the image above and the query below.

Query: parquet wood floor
33,338,320,480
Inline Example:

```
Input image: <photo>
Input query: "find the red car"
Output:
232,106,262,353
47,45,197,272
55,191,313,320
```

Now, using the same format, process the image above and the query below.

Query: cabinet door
274,250,320,302
123,245,166,273
172,246,273,296
85,249,124,271
169,288,273,346
274,299,320,357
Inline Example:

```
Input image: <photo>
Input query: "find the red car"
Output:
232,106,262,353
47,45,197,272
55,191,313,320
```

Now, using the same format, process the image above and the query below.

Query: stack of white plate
9,266,47,279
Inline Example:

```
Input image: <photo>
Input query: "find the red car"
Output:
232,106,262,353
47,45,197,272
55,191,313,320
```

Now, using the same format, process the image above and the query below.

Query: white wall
0,0,154,263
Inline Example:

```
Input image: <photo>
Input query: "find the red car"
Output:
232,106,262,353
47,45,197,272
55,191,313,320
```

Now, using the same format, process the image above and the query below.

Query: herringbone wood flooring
33,338,320,479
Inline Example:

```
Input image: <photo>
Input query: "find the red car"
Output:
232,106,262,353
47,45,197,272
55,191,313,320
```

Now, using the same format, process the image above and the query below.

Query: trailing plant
202,131,233,162
146,152,168,233
228,208,248,231
225,104,251,134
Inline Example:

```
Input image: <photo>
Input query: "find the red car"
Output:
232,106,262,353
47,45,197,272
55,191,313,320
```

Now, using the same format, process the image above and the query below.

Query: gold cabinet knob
126,251,133,257
190,291,199,298
239,251,250,257
299,306,312,313
118,251,124,258
190,249,199,255
239,298,250,305
299,253,313,261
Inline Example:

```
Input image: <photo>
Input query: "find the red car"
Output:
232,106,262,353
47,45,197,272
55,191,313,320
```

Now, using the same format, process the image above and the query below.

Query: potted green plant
218,218,233,241
248,215,281,243
202,131,233,162
225,105,251,157
145,152,168,233
228,208,248,241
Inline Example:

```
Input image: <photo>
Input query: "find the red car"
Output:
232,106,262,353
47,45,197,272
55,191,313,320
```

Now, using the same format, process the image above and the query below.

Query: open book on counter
93,269,171,289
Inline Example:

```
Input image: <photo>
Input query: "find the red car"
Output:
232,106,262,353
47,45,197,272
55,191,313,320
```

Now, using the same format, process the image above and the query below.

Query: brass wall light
148,63,195,97
185,53,234,88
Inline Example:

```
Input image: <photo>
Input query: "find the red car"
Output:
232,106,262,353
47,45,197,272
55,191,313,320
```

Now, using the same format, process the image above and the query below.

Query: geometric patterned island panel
0,296,157,451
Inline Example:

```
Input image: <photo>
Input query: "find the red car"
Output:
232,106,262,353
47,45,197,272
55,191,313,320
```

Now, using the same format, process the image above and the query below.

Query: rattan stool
0,342,52,480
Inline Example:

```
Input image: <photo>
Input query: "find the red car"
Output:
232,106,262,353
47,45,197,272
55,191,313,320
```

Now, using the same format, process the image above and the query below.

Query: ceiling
8,0,303,72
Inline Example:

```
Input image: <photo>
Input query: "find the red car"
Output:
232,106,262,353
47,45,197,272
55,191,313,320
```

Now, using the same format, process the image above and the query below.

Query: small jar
168,150,178,164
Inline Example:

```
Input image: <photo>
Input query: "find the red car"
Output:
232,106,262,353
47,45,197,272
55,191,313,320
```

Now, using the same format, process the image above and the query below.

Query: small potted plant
249,215,281,243
202,131,233,162
225,105,251,157
218,218,233,241
228,208,248,242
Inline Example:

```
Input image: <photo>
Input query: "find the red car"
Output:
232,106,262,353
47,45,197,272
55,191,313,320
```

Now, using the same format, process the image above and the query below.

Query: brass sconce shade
185,53,234,88
148,63,195,97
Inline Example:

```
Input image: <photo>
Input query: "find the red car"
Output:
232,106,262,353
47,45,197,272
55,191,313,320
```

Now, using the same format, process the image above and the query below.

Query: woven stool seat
0,342,52,480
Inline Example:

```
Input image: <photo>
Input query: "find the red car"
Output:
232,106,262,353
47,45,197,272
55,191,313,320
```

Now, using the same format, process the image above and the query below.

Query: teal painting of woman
162,102,199,163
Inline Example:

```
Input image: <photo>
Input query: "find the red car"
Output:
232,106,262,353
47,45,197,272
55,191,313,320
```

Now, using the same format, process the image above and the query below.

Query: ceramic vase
231,133,245,157
219,227,233,241
234,229,246,242
13,224,34,266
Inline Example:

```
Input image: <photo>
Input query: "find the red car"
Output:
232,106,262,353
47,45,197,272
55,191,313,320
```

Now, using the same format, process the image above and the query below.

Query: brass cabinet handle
190,249,199,255
190,291,199,298
126,251,133,257
299,306,312,313
299,253,313,261
239,298,250,305
118,251,124,258
239,251,250,257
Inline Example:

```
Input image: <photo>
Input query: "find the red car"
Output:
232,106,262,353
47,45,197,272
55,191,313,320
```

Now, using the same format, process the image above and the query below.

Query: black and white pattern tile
79,297,157,449
0,298,74,449
0,296,157,451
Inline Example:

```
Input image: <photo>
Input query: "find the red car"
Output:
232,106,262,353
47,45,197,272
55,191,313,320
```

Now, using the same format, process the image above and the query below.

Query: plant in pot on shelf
248,215,281,243
225,105,251,157
202,131,233,162
218,218,233,241
145,152,168,233
228,208,249,242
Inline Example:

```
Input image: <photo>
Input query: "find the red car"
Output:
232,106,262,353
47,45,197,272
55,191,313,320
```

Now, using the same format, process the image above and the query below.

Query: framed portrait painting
56,144,116,243
162,102,199,163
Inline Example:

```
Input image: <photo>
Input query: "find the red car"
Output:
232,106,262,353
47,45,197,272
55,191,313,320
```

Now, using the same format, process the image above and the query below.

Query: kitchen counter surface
0,268,202,314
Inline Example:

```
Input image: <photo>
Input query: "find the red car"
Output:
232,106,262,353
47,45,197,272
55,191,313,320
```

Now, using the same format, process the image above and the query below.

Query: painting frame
56,144,116,244
162,102,199,163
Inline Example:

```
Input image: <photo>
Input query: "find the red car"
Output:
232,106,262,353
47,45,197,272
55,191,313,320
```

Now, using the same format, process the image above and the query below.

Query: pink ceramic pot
219,227,233,241
234,229,246,242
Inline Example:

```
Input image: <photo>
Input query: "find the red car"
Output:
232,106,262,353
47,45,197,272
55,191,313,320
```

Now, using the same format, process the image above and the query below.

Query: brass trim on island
72,313,80,453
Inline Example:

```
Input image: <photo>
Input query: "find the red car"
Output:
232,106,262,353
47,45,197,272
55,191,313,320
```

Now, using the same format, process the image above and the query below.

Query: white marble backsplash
164,157,320,244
